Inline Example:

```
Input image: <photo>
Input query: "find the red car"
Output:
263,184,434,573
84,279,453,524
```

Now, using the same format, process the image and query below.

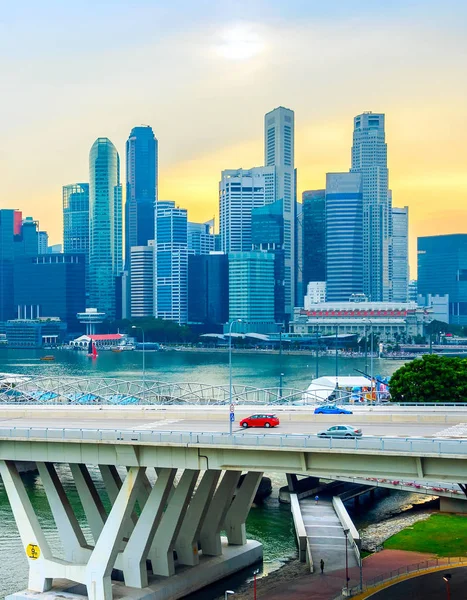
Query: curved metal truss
0,375,311,406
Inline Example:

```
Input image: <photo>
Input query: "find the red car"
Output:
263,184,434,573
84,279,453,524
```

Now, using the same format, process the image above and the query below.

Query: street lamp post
343,528,350,594
225,591,235,600
443,573,451,600
315,327,319,379
253,568,260,600
335,326,339,389
229,319,241,435
132,326,145,401
279,327,283,398
364,323,368,374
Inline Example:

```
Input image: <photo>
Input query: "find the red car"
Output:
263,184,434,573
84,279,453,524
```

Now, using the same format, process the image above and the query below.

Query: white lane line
136,420,182,430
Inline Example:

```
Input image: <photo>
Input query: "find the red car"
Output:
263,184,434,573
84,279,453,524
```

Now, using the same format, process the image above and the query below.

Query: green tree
389,354,467,403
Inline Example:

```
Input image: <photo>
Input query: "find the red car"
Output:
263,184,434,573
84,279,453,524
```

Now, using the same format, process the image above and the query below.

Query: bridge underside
0,460,263,600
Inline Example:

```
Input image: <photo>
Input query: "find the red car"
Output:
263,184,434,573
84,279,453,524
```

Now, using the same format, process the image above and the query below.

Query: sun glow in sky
1,0,467,273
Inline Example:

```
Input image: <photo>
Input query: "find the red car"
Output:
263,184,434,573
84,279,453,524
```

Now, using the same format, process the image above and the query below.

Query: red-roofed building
71,333,127,348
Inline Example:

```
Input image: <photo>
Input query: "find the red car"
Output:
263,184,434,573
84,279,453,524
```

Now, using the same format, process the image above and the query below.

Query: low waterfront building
70,333,127,349
289,301,429,341
5,318,65,348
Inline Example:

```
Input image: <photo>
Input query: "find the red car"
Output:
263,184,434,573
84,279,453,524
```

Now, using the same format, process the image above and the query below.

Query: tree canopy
389,354,467,403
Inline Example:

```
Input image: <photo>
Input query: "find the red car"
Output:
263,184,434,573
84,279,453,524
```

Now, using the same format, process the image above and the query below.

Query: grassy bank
384,513,467,556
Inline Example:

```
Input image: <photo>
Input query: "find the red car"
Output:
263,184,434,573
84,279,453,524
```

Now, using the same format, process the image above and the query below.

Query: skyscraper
392,206,409,302
219,167,276,253
325,173,364,301
188,253,229,325
187,220,215,255
351,112,392,301
130,244,154,317
302,190,326,294
63,183,89,254
88,138,122,319
264,106,296,314
125,126,158,268
38,231,48,254
154,201,188,325
0,210,16,321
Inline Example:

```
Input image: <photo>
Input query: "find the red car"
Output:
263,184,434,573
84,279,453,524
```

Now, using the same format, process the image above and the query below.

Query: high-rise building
63,183,89,254
302,190,326,295
16,217,39,256
418,234,467,325
219,167,276,253
38,231,48,254
251,199,285,323
392,206,409,302
14,254,86,331
130,243,154,318
0,209,16,321
351,112,392,301
188,252,229,325
264,106,296,314
325,172,364,302
154,201,188,325
125,126,158,268
88,138,122,319
188,220,215,255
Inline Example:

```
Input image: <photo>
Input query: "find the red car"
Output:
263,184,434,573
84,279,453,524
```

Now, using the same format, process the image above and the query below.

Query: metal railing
0,426,467,456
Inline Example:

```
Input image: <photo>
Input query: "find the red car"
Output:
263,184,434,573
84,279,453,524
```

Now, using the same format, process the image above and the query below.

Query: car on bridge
314,404,353,415
240,414,280,428
317,425,362,438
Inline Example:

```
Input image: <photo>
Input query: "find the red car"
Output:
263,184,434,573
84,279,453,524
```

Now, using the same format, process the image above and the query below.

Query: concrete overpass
1,405,467,600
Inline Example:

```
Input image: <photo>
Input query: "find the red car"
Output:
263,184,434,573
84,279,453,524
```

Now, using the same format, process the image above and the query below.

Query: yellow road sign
26,544,40,560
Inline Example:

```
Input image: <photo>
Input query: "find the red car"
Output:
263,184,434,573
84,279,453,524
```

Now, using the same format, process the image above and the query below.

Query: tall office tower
187,220,215,255
251,199,285,323
264,106,296,315
0,210,16,321
188,253,229,325
38,231,48,254
63,183,89,254
130,243,154,317
88,138,122,319
302,190,326,294
325,173,364,302
125,126,158,269
392,206,409,302
17,217,39,256
351,112,392,301
418,234,467,325
228,252,275,323
219,167,276,253
154,201,188,325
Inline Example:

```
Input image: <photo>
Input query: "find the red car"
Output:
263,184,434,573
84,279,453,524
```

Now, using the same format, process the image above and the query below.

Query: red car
239,414,280,428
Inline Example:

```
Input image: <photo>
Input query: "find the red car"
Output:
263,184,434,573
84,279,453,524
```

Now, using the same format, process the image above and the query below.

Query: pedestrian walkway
300,497,359,572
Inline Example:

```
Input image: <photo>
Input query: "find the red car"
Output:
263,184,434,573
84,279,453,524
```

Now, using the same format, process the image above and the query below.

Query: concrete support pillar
84,466,143,600
0,460,53,592
224,472,263,545
175,470,221,566
121,468,177,588
149,469,199,577
37,462,91,563
71,463,107,544
200,470,241,556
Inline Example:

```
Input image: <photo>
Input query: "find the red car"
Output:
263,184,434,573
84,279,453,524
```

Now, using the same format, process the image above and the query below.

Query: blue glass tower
63,183,89,254
125,126,157,267
88,138,122,319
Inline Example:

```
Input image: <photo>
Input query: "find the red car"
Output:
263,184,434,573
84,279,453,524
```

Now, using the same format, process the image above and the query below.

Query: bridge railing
1,427,467,456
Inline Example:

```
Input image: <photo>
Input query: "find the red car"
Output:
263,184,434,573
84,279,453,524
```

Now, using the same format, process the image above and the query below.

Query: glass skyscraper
63,183,89,254
125,126,158,268
392,205,409,302
325,173,364,301
228,252,275,322
351,112,392,301
88,138,122,319
154,201,188,325
302,190,326,294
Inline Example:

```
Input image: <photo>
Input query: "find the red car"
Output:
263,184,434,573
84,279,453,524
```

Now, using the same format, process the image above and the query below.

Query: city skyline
1,1,467,273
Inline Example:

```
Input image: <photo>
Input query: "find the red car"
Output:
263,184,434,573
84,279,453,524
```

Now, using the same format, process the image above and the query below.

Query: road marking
136,420,181,430
435,423,467,437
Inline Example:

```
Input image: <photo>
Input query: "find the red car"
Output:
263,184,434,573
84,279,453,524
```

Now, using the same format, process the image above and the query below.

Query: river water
0,349,421,598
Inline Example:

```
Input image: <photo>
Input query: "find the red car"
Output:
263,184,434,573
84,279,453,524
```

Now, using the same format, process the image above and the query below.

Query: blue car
314,405,353,415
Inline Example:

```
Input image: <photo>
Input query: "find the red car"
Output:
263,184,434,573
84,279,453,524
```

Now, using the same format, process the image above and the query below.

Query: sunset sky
1,0,466,274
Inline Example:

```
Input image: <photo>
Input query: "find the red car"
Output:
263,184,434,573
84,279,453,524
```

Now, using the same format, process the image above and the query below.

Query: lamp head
443,574,452,582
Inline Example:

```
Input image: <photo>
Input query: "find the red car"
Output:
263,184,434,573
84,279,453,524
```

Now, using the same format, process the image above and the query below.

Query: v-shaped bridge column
224,472,263,545
149,469,199,577
175,470,221,566
199,470,241,556
0,460,54,593
70,463,107,544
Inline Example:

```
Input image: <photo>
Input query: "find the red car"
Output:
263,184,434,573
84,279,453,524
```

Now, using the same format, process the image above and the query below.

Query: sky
1,0,467,274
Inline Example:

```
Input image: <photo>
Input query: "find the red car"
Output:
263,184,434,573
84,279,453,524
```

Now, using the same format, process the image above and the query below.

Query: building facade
418,234,467,325
125,126,158,269
302,189,326,295
154,201,188,325
264,106,296,314
38,231,48,254
0,210,16,321
130,244,154,318
188,252,229,325
392,206,409,302
304,281,327,308
88,138,122,319
325,172,364,302
351,112,392,301
187,220,215,255
228,252,275,323
63,183,89,254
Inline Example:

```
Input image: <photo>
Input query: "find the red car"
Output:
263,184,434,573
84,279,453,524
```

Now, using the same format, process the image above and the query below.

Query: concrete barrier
290,493,311,568
332,496,360,550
